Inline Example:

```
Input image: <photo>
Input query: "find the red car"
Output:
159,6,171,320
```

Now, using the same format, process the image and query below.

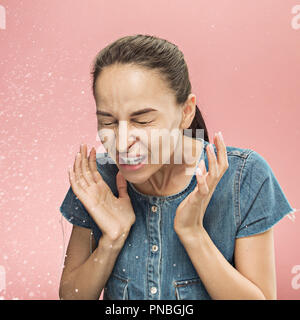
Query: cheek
98,128,116,150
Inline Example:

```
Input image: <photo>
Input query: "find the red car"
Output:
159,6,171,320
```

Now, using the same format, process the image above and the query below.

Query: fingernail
218,131,223,141
196,167,203,176
209,143,214,153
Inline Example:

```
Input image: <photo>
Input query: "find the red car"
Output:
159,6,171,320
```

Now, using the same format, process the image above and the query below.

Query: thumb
116,170,129,199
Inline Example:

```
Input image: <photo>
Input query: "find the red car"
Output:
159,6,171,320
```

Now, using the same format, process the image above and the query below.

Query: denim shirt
59,137,294,300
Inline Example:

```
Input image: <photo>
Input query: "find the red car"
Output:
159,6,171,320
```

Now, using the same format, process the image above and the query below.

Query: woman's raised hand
174,132,229,238
68,144,136,242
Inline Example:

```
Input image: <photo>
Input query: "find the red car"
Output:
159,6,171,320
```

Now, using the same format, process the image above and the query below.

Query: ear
179,94,197,130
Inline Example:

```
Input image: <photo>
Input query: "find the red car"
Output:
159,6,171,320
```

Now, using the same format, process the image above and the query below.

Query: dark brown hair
90,34,209,142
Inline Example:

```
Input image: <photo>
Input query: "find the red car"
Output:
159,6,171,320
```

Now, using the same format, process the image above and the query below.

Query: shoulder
215,141,272,183
236,147,273,188
211,141,273,201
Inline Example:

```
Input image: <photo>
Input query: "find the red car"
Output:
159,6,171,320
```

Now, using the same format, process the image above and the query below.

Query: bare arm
59,225,129,300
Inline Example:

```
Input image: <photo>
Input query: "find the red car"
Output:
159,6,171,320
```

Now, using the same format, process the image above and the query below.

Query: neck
133,134,203,197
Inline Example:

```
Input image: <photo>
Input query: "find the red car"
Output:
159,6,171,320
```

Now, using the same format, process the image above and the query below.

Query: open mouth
119,154,147,165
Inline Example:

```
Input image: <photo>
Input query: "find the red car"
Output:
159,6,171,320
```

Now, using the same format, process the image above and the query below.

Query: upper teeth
120,155,144,165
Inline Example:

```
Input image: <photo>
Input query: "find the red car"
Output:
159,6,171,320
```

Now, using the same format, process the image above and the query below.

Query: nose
116,120,136,154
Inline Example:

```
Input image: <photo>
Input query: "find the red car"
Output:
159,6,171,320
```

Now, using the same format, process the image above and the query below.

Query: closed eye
100,120,153,126
134,120,153,125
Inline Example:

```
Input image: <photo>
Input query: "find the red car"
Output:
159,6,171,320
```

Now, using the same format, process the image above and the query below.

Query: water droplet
75,288,78,293
122,268,125,272
173,264,176,267
136,256,139,259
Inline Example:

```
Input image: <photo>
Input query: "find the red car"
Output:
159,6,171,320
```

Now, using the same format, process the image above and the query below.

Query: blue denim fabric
59,137,294,300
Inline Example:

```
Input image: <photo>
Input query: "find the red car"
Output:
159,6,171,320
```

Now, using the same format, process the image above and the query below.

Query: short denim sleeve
59,186,92,229
236,150,294,238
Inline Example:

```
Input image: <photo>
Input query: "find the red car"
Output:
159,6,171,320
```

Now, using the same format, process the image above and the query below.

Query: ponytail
186,105,209,142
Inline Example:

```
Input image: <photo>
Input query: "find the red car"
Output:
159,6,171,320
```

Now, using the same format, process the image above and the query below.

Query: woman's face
95,63,195,184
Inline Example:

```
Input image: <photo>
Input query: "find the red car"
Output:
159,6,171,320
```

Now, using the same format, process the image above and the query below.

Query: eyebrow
96,108,158,117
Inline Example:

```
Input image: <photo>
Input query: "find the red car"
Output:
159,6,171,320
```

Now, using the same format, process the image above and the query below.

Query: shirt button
150,286,157,294
151,205,157,212
152,245,158,252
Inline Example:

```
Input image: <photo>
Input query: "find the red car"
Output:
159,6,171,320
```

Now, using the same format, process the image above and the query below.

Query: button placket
151,205,157,213
147,202,161,299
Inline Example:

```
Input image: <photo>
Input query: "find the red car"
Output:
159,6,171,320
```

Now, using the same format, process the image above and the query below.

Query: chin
119,168,150,185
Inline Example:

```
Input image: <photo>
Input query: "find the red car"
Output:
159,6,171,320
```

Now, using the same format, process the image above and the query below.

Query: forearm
177,227,266,300
59,235,126,300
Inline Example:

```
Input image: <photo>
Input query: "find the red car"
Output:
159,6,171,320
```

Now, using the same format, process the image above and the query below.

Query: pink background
0,0,299,300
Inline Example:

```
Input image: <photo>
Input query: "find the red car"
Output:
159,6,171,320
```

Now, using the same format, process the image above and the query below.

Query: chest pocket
173,277,210,300
103,273,129,300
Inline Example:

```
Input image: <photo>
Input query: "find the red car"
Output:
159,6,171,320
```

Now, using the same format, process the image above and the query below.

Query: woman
59,34,294,300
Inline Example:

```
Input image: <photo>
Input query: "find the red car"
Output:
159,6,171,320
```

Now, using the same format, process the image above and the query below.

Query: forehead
94,64,175,110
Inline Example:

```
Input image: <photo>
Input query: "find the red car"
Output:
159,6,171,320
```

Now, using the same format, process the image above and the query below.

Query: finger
196,165,209,195
68,165,86,198
74,152,89,189
198,159,207,175
214,132,229,171
116,170,129,199
88,147,105,184
80,144,94,186
206,143,219,179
